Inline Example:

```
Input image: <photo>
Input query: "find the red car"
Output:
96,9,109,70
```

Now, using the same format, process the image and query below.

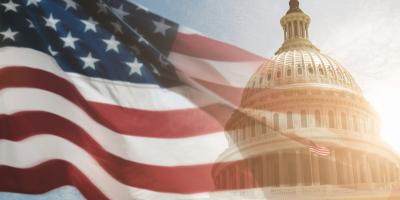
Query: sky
132,0,400,153
2,0,400,199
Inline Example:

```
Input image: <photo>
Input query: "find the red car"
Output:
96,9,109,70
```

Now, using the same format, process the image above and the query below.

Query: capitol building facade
212,0,400,199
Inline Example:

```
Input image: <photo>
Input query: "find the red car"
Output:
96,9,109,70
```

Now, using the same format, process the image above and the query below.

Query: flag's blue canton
0,0,181,86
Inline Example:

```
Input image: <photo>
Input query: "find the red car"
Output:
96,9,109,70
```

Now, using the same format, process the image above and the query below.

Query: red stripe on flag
0,112,333,193
0,161,261,199
172,33,264,62
0,160,108,200
0,66,233,138
0,112,253,193
193,78,245,107
170,52,234,87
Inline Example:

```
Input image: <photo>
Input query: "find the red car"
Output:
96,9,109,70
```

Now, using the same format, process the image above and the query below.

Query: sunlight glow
366,75,400,153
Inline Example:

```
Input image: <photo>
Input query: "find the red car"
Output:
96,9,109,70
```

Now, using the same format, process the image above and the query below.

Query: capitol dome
250,49,362,94
244,0,362,97
212,1,400,199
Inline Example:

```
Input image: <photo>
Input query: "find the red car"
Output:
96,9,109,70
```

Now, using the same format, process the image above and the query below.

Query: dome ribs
248,49,362,95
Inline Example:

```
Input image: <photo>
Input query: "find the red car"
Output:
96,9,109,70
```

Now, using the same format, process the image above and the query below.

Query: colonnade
215,148,400,189
284,20,309,40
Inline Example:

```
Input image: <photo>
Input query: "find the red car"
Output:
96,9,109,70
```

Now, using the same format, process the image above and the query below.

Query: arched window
341,112,347,130
315,110,322,127
287,68,292,76
353,115,358,132
328,111,335,128
297,67,303,75
301,110,308,128
267,73,272,81
287,112,293,129
319,67,325,75
308,67,314,74
276,71,282,78
261,117,267,134
273,113,279,131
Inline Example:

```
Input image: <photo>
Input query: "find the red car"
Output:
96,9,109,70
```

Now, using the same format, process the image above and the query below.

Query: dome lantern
276,0,319,54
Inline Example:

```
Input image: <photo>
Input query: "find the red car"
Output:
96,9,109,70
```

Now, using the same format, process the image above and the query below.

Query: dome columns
281,13,310,41
330,150,338,184
276,0,319,54
213,148,400,190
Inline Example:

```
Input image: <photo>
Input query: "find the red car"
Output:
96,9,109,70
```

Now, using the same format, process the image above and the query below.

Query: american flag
309,144,330,157
0,0,333,199
0,0,265,199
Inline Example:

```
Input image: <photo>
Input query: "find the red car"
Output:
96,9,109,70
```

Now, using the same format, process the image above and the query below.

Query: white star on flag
43,14,60,30
110,5,129,19
126,58,143,76
80,52,99,69
26,0,41,6
111,22,122,33
96,2,108,14
81,17,98,32
61,32,79,49
152,19,171,36
103,35,120,52
63,0,77,10
0,28,17,41
1,0,19,12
